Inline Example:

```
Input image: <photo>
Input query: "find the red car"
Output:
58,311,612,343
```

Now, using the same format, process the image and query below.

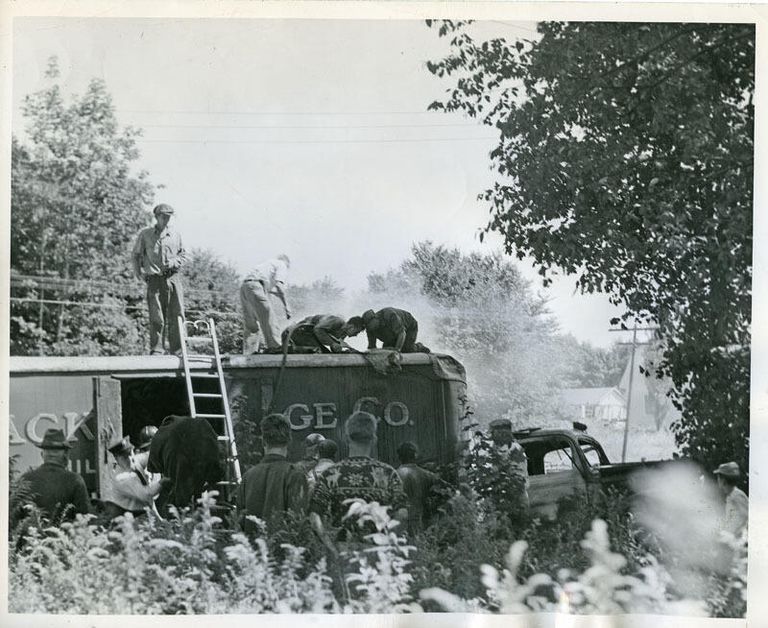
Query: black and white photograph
2,2,763,625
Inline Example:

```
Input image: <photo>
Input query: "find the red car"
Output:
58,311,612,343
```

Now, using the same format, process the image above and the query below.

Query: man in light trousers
240,254,292,353
132,203,186,355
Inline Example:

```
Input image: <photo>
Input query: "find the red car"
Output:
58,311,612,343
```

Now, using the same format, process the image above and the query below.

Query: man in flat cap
714,461,748,537
486,418,530,524
11,428,90,526
132,203,186,355
240,254,292,353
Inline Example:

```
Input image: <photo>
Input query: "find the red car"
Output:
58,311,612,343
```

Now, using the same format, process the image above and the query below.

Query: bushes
8,491,747,616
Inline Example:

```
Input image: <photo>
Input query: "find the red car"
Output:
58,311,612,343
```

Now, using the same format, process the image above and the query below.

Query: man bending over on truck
282,314,352,353
345,307,422,353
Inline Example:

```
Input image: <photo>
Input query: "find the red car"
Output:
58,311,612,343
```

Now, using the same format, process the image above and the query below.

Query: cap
137,425,158,452
108,436,134,458
37,428,73,450
489,419,513,431
713,461,741,479
304,433,325,447
153,203,175,216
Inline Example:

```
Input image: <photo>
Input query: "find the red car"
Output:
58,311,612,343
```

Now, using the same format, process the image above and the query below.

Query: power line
140,122,480,130
136,136,497,145
120,109,445,116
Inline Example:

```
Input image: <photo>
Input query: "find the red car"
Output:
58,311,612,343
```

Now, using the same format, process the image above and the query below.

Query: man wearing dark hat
105,436,163,519
310,411,407,533
713,461,748,537
132,203,186,355
282,314,351,354
345,307,420,353
237,413,309,534
12,428,90,525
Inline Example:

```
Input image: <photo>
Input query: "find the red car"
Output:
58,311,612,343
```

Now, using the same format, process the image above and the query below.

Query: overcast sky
13,17,623,347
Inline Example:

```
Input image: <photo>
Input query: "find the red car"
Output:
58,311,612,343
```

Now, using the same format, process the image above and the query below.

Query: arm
287,469,310,514
388,469,409,524
393,330,407,352
273,282,291,319
366,327,378,350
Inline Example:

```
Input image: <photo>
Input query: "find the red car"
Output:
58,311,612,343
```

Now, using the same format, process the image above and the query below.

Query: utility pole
609,326,657,462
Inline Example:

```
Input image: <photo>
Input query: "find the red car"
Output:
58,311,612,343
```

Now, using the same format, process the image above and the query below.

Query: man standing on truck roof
237,413,309,534
240,254,292,354
310,411,407,536
282,314,352,353
132,203,187,356
345,307,424,353
713,461,748,537
488,419,530,523
11,428,90,527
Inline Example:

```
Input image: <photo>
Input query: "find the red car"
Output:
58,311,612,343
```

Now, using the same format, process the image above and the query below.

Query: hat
108,436,134,458
713,461,741,479
153,203,175,216
304,433,325,447
489,419,513,431
37,428,73,449
137,425,158,452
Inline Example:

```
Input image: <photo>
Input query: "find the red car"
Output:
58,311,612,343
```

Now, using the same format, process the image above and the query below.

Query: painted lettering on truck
284,396,412,430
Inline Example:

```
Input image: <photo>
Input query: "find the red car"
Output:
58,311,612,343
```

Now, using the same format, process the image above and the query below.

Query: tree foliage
368,242,561,424
426,21,753,483
11,58,154,355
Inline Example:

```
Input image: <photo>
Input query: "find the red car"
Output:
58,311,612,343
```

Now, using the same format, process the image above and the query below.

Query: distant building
559,387,626,423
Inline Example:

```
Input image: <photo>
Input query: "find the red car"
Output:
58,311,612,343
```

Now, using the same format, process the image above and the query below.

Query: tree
555,335,629,389
182,249,243,354
367,242,562,424
11,57,155,355
427,22,753,483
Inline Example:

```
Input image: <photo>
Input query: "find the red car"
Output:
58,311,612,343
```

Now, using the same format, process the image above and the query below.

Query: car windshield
578,437,609,466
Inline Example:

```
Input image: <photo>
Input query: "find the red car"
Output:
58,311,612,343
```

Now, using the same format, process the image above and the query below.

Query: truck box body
9,353,467,499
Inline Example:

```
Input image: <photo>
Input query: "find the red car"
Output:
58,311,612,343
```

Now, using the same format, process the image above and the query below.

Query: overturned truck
9,353,468,500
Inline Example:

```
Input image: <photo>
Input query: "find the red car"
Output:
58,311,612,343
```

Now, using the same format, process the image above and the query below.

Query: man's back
311,456,406,528
725,486,749,536
397,463,440,533
368,308,417,348
238,454,308,532
17,462,90,522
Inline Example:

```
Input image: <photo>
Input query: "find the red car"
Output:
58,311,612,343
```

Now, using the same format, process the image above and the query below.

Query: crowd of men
130,202,426,356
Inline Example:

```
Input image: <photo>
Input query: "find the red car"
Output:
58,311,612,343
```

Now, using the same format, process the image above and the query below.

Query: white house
559,387,626,423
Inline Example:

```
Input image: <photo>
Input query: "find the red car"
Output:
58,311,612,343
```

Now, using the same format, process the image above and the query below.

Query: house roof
560,387,625,406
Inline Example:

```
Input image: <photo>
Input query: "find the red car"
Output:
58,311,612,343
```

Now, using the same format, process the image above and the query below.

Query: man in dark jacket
12,428,90,526
237,413,308,534
148,415,223,516
346,307,420,353
282,314,351,353
396,441,445,535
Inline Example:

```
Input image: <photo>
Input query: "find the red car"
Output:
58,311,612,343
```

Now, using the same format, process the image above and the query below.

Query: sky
12,17,623,347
